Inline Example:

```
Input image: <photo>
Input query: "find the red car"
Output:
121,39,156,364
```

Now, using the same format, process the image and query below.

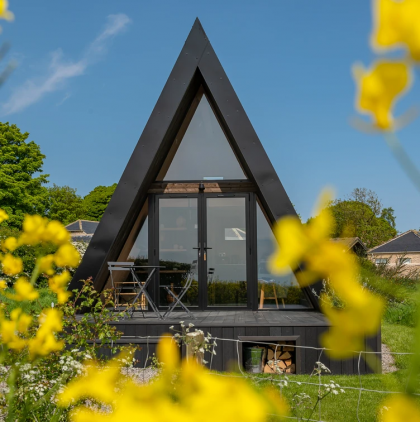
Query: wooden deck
113,310,329,326
105,310,381,375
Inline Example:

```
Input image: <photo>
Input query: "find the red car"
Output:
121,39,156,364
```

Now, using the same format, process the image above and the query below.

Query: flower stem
384,132,420,193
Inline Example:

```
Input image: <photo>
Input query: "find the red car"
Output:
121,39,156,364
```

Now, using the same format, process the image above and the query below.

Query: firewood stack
263,342,296,374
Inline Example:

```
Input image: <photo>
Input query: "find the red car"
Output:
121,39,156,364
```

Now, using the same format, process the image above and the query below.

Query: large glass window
159,93,247,181
256,202,312,309
158,198,199,307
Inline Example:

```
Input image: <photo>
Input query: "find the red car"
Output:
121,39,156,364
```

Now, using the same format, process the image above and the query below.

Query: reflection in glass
207,198,247,306
256,203,312,309
159,198,199,307
162,95,247,181
128,217,148,265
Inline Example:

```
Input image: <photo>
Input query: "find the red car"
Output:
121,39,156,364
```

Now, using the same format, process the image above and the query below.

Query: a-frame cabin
70,19,380,374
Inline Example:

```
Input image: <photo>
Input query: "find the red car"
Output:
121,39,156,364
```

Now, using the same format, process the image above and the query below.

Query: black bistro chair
160,260,197,319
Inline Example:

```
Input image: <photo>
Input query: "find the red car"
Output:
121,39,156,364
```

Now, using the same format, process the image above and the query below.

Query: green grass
0,287,57,314
222,372,410,422
381,321,414,370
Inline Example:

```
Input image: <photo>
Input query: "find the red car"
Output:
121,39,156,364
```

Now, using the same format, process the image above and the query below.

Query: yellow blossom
54,244,80,268
59,338,289,421
39,254,55,276
0,209,8,224
19,215,48,246
320,294,384,358
28,308,64,358
48,271,71,303
43,221,71,245
0,280,6,290
380,394,420,421
0,308,32,351
2,236,18,252
1,253,23,275
353,61,411,130
5,277,39,301
372,0,420,61
0,0,13,21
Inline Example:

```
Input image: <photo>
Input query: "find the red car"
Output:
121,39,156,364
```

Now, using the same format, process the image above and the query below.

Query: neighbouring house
330,237,367,257
65,220,99,243
368,230,420,273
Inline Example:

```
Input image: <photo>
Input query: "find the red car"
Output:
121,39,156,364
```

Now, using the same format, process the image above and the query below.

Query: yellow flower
0,308,32,351
320,294,384,358
353,61,411,130
59,338,289,421
4,277,39,301
0,209,8,224
28,308,64,358
0,0,13,21
48,271,71,304
0,280,6,290
43,221,71,246
380,394,420,421
372,0,420,61
54,244,80,268
58,356,125,406
39,254,55,276
19,215,48,246
1,254,23,275
2,236,18,252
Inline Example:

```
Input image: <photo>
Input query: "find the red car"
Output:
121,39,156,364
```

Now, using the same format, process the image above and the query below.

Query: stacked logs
263,342,296,374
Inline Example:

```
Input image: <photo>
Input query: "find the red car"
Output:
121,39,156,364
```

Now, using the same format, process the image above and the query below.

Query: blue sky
1,1,420,232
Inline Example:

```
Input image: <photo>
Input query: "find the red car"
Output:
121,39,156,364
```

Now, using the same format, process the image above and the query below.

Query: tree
327,188,397,248
0,122,49,228
45,184,86,225
82,183,117,221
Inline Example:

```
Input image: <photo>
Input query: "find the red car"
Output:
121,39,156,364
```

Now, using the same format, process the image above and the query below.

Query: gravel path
382,343,398,373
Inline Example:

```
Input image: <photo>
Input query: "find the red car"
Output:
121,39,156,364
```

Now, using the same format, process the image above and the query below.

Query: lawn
0,287,57,314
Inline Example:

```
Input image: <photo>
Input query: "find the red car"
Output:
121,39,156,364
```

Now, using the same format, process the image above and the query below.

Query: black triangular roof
69,19,317,307
369,230,420,254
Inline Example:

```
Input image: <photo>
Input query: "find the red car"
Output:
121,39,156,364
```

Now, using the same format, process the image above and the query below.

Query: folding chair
160,260,197,319
108,262,143,316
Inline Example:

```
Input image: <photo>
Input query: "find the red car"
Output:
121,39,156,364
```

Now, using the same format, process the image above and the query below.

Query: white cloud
2,13,131,115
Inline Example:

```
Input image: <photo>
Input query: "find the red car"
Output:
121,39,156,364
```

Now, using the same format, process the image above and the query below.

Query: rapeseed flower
0,209,8,223
0,0,13,21
39,254,55,276
59,337,289,421
2,236,18,252
353,61,411,130
48,271,71,303
5,277,39,301
380,394,420,421
372,0,420,61
28,309,64,358
54,244,80,268
1,253,23,275
0,308,32,351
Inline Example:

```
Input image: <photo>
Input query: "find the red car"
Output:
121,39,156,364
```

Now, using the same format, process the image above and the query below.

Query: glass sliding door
158,197,199,307
205,197,248,307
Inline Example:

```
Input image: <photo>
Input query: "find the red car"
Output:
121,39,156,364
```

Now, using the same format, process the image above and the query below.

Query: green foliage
0,227,57,286
82,183,117,221
45,184,85,225
327,188,397,248
0,123,49,229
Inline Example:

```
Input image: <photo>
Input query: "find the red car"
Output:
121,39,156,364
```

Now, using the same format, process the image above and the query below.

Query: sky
1,1,420,233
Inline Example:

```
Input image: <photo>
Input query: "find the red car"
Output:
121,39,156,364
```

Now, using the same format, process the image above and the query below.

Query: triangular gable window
157,90,247,181
256,202,312,309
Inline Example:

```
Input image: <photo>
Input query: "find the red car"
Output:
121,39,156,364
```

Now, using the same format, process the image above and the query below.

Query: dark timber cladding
70,18,300,295
106,311,381,375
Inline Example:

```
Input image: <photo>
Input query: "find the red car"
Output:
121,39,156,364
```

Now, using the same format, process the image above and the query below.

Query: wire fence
111,334,417,422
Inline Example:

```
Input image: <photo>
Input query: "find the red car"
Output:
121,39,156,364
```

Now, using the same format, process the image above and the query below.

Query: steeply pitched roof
369,230,420,254
69,18,299,295
331,237,367,251
65,220,99,242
